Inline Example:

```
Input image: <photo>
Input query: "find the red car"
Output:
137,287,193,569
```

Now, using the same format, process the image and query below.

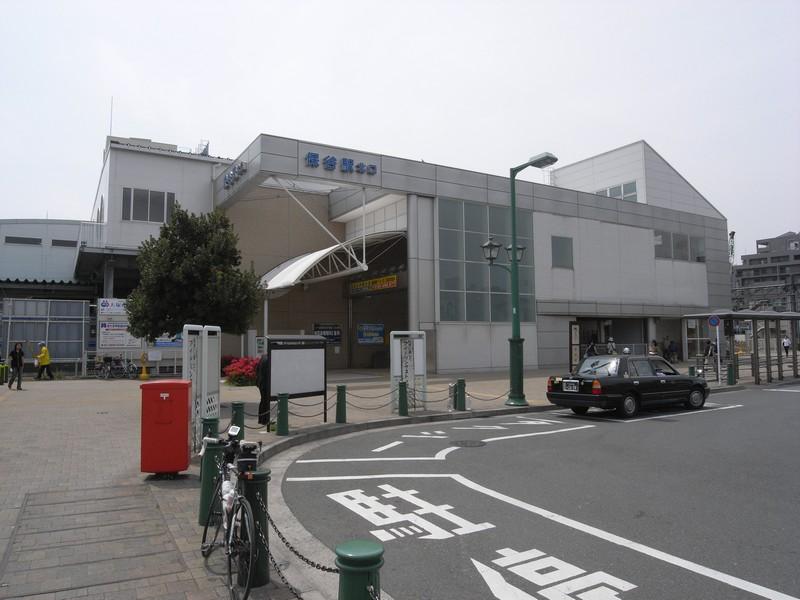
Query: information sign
357,323,385,345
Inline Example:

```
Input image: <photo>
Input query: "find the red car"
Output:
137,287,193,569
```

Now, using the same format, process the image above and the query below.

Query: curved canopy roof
259,231,406,295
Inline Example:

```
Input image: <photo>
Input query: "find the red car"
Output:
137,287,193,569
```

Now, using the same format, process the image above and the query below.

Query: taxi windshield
576,357,619,377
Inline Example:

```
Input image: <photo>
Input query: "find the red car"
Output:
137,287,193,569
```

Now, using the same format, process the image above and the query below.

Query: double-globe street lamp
482,152,558,406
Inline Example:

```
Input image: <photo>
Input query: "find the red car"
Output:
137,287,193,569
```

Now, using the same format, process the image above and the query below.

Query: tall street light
483,152,558,406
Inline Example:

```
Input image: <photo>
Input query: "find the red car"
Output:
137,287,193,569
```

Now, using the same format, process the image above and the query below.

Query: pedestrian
7,342,24,390
703,339,716,374
606,337,616,355
34,342,54,380
668,339,678,363
783,335,791,357
584,341,597,358
255,353,272,429
649,339,658,355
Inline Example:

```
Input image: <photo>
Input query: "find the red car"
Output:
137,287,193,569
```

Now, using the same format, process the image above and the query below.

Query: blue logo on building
305,151,376,176
223,161,248,190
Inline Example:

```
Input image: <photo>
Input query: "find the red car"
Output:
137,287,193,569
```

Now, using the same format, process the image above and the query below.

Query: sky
0,0,797,260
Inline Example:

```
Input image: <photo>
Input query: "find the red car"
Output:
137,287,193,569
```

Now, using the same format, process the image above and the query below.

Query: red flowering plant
223,356,260,386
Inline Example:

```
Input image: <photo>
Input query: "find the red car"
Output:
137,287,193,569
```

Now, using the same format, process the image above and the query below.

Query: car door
648,357,684,402
627,358,660,406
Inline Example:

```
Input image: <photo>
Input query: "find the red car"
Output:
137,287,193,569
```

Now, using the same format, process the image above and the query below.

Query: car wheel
684,388,705,410
616,394,639,418
570,407,589,415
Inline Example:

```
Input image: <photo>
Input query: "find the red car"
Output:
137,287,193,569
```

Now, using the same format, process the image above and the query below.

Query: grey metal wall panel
436,181,487,203
534,184,578,203
417,259,436,323
707,272,732,285
382,156,436,179
418,196,435,260
381,173,436,196
435,165,487,188
597,303,623,315
260,136,298,158
533,197,579,217
487,189,510,207
577,205,618,224
677,211,706,225
617,212,654,229
260,154,298,176
536,300,571,314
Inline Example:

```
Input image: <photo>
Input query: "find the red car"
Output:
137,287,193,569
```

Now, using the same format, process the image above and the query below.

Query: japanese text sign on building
350,274,398,296
304,151,377,176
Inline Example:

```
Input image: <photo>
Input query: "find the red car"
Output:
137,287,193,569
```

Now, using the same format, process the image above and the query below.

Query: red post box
140,379,190,474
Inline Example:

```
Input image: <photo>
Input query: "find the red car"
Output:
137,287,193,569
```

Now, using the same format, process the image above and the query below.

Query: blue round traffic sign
708,315,720,327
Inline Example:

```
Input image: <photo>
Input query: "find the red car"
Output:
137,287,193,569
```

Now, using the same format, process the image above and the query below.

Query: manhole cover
452,440,486,448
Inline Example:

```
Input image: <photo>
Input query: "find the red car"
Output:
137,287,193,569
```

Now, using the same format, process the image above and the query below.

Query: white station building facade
0,134,731,372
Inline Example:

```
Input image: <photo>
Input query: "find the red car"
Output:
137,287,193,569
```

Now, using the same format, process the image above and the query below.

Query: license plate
562,380,578,392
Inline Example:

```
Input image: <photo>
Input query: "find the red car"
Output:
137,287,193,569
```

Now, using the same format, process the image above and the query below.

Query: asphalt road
282,385,800,600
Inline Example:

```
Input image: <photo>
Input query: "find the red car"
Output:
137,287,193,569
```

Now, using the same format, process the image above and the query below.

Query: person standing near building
783,335,791,357
7,343,24,390
606,337,617,355
34,342,54,380
668,339,678,363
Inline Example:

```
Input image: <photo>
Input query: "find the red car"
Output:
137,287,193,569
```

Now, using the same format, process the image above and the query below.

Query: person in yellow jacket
35,342,54,380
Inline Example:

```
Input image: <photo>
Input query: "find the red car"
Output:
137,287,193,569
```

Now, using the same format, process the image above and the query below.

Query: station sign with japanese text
350,275,398,296
297,142,380,183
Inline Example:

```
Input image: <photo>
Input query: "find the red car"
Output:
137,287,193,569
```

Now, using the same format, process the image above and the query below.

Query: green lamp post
483,152,558,406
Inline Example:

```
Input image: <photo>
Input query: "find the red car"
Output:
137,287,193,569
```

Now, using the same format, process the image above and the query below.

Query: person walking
783,335,791,357
703,339,716,375
584,341,597,358
255,353,272,429
606,337,617,355
668,339,678,363
34,342,54,380
649,339,659,355
7,342,24,390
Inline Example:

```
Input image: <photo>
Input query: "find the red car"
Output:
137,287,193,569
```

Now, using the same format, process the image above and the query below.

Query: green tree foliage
126,207,262,341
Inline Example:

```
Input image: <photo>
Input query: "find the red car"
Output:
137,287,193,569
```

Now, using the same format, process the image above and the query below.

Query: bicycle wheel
127,364,139,379
227,496,255,600
201,476,224,557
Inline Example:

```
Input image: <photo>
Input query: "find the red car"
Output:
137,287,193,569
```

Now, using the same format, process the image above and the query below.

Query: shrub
221,354,237,375
223,356,259,386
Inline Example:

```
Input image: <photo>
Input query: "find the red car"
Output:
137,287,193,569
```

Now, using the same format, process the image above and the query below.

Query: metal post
765,319,772,383
776,320,783,380
231,402,245,439
398,381,408,417
198,439,223,526
715,324,721,385
277,393,289,436
456,378,466,411
507,169,527,407
727,363,735,386
336,385,347,424
752,319,760,384
792,316,798,378
240,469,271,587
335,540,384,600
199,417,219,483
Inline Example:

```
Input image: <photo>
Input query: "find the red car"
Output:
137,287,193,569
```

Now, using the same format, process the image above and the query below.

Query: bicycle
200,425,260,600
94,355,138,379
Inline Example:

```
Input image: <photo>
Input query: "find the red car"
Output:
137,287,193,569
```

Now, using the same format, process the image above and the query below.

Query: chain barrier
346,389,396,399
366,584,382,600
288,409,327,418
466,390,511,402
268,549,305,600
288,399,325,408
345,398,395,410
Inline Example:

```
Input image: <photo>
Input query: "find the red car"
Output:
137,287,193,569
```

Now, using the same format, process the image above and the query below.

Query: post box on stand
140,379,190,474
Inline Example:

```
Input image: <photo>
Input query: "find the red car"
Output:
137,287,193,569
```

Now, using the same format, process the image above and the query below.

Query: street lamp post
492,152,558,406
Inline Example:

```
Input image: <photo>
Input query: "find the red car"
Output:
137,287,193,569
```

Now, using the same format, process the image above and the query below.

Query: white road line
402,434,448,439
452,426,508,430
371,441,403,453
622,404,743,423
296,446,460,463
765,388,800,393
288,472,797,600
481,425,594,443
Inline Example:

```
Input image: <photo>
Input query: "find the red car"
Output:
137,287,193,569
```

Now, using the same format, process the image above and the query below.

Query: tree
126,206,262,341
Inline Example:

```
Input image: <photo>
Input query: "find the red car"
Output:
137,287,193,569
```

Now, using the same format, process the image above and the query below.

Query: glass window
576,357,619,377
630,359,654,376
466,293,489,321
552,236,573,269
623,181,637,195
650,359,678,375
516,210,533,239
5,236,41,245
51,239,77,247
519,295,535,322
493,235,511,264
690,236,706,262
440,291,464,321
623,194,637,202
465,232,488,262
465,262,489,292
489,206,511,235
518,266,534,295
464,203,487,232
518,239,533,266
439,260,464,290
673,233,689,261
149,191,165,222
166,192,176,222
438,198,462,230
490,294,511,322
132,188,149,221
490,267,510,292
438,229,463,260
122,188,131,221
608,185,622,199
654,230,672,259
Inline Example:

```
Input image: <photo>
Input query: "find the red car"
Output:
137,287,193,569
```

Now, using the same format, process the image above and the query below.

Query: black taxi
546,354,709,418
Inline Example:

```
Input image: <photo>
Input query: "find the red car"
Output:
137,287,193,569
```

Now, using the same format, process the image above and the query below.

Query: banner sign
314,323,342,344
350,274,398,296
357,323,385,345
98,298,127,316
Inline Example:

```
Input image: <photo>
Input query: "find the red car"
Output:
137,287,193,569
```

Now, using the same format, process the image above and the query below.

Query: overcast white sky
0,0,797,259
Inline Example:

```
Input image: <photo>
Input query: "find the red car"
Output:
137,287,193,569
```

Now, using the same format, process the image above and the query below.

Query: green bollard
688,366,696,377
198,439,223,526
0,364,6,385
240,469,271,587
398,381,408,417
200,417,219,483
335,540,384,600
231,402,245,440
277,393,289,436
727,363,735,385
336,385,347,424
456,378,466,411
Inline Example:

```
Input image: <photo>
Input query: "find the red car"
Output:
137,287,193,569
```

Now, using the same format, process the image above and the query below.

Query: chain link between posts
366,584,383,600
466,389,511,402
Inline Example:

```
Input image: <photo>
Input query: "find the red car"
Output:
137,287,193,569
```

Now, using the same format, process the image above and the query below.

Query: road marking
289,472,797,600
402,434,448,439
481,425,594,443
452,425,508,430
372,441,403,453
296,446,460,463
622,404,743,423
765,388,800,393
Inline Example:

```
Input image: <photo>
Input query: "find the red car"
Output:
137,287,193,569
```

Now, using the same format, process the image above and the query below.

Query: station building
1,134,731,372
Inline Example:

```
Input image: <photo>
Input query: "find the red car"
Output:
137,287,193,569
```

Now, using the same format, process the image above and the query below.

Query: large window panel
690,236,706,262
551,236,574,269
440,292,464,321
490,267,510,292
149,191,165,223
623,181,637,195
465,232,488,262
438,198,463,230
654,230,672,259
465,262,489,292
518,266,534,295
489,206,511,235
166,192,176,222
132,188,149,221
493,235,511,264
520,295,536,322
490,294,511,322
517,238,533,266
466,293,489,321
122,188,132,221
516,210,533,239
438,229,464,260
440,260,464,291
673,233,689,261
464,203,487,232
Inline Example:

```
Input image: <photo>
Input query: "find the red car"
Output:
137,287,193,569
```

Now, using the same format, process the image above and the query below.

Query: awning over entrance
259,231,405,294
683,309,800,321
